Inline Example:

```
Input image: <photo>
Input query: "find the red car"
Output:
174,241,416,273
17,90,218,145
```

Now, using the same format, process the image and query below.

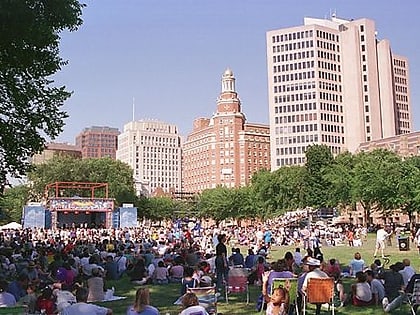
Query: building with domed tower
182,69,270,193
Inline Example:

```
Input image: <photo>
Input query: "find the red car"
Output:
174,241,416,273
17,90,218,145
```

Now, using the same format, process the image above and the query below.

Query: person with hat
301,257,329,315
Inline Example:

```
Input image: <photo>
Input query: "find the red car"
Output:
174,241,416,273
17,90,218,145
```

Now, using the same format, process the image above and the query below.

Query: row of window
318,60,340,72
319,81,341,92
275,102,317,113
397,103,409,112
393,59,406,68
320,113,343,124
318,50,339,62
321,135,345,145
274,92,317,103
275,124,318,135
321,124,344,134
319,70,341,82
320,102,343,113
273,60,315,72
316,40,339,52
273,70,316,82
139,146,179,153
320,92,341,102
395,68,407,76
272,40,314,52
396,85,408,93
138,159,179,165
275,81,316,92
276,134,318,145
277,157,305,167
395,77,407,85
271,30,314,43
275,112,317,124
396,94,409,102
277,145,310,156
272,49,315,62
316,30,339,42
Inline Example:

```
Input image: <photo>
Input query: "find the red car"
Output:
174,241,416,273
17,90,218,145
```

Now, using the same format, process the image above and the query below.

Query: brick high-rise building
116,120,182,196
75,126,120,159
267,15,412,170
182,69,270,193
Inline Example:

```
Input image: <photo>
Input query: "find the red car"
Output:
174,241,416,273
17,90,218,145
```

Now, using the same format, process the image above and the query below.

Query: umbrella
0,222,22,230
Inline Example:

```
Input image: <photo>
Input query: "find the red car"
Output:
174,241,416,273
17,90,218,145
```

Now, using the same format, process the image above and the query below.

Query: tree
0,0,84,194
352,149,401,224
197,186,236,223
397,156,420,225
304,144,334,208
27,156,137,206
0,185,30,223
323,152,356,212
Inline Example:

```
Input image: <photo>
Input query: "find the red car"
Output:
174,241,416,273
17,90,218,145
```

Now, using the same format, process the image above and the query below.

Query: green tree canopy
0,185,30,223
0,0,84,194
28,156,137,206
304,144,334,208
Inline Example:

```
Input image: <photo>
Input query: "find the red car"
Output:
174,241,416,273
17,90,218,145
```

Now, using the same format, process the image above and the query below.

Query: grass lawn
99,234,419,314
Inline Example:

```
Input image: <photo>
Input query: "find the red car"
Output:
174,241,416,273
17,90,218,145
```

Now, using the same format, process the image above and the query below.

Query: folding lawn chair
187,285,218,315
303,277,335,315
407,279,420,315
225,267,249,304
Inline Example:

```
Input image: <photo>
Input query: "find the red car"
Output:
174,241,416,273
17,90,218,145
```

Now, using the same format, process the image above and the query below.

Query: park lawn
99,234,418,314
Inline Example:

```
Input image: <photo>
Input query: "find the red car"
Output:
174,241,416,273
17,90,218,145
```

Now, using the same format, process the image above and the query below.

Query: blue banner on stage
23,205,46,228
119,207,137,228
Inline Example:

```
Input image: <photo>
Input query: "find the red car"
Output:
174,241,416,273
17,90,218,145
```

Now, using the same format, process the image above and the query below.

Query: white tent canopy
0,222,22,230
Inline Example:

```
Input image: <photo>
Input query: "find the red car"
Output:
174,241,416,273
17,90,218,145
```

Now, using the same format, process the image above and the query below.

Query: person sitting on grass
349,252,365,277
61,287,112,315
152,261,169,285
179,292,208,315
181,267,198,295
126,287,159,315
365,270,385,306
351,271,373,306
0,280,16,307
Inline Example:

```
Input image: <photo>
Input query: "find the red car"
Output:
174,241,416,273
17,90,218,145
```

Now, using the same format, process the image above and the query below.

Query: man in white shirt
302,258,330,315
62,287,112,315
373,226,389,258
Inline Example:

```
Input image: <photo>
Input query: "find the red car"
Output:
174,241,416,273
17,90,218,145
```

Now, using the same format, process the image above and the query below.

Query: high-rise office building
182,69,270,193
76,126,120,159
267,16,411,170
116,120,182,196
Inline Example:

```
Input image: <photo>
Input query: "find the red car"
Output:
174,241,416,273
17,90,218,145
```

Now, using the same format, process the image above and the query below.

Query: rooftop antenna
132,97,135,121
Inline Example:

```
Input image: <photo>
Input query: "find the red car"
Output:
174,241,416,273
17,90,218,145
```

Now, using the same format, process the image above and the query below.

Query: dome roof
223,68,233,76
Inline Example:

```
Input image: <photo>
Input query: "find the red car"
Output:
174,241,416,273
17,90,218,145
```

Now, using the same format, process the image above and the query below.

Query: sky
54,0,420,143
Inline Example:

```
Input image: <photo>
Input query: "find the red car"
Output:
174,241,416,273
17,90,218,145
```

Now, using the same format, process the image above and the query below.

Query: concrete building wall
267,16,412,171
116,120,182,196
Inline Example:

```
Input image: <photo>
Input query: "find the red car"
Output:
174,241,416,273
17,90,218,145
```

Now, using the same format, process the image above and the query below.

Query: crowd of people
0,215,416,314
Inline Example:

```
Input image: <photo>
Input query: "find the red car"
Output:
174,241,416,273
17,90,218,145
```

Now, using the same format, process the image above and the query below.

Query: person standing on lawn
215,234,228,292
373,225,390,258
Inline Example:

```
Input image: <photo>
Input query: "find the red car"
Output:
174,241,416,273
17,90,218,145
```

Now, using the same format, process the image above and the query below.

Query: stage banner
119,207,137,228
23,205,46,228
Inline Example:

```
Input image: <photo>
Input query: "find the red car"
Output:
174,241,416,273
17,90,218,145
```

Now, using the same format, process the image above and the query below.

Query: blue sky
54,0,420,143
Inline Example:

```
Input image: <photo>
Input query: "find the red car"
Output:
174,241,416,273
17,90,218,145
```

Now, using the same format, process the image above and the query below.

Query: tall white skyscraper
267,16,411,171
116,120,182,196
